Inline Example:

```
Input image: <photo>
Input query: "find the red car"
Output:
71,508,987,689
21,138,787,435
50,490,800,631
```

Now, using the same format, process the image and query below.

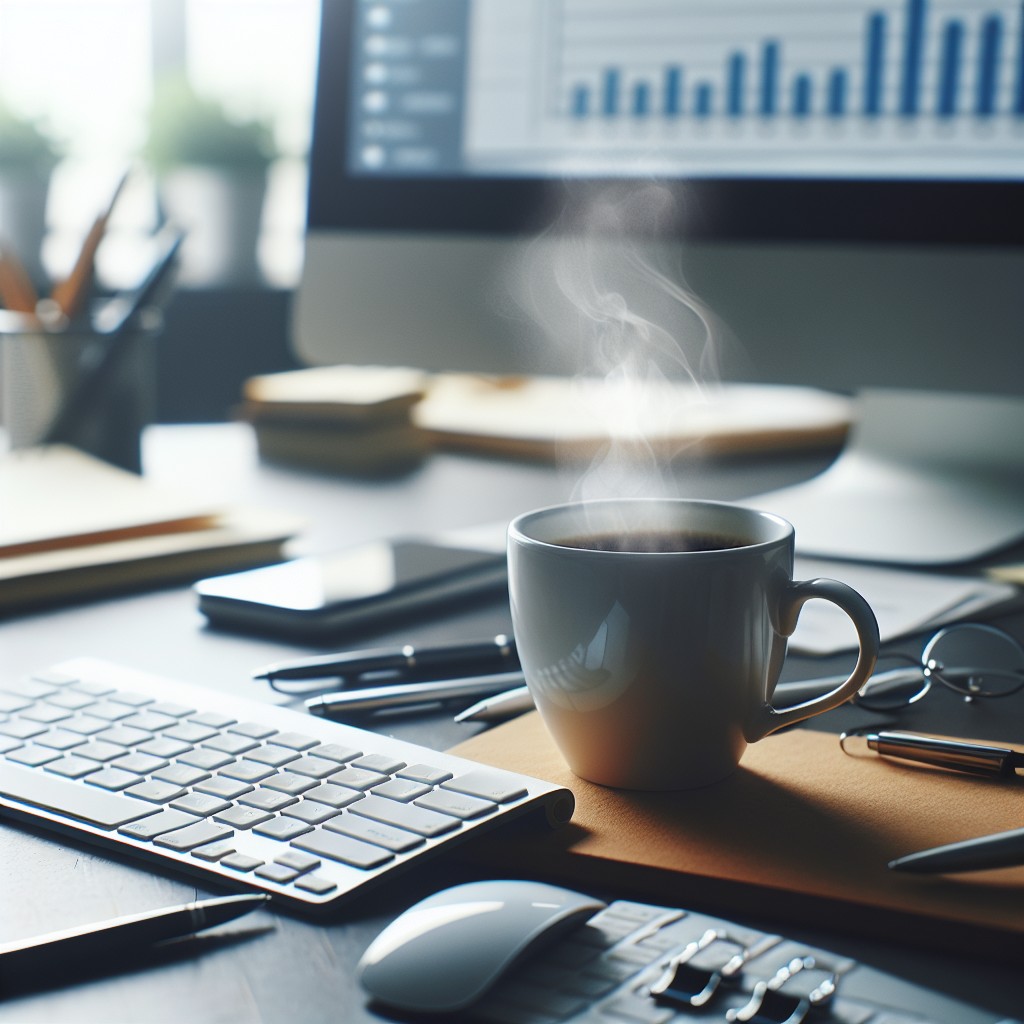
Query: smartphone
194,539,507,639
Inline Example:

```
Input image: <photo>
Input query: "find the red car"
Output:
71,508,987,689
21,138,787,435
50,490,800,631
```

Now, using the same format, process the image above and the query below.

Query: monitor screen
294,0,1024,392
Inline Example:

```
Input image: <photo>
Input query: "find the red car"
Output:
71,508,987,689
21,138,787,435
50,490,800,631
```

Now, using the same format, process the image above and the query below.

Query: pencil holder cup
0,308,160,473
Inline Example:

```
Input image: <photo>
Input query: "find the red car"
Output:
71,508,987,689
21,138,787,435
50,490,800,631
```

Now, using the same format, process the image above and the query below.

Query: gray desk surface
0,425,1020,1022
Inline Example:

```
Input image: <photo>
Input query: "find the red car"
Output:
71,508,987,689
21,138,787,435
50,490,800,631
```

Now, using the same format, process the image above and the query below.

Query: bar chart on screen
464,0,1024,178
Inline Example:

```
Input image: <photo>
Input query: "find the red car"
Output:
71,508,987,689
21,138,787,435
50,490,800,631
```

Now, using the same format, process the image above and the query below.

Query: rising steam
513,182,735,501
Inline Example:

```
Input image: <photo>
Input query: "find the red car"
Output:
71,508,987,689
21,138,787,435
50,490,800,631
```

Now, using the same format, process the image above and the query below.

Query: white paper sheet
746,390,1024,566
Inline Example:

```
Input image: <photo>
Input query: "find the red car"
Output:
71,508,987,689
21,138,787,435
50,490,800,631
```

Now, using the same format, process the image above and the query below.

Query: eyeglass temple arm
867,731,1021,777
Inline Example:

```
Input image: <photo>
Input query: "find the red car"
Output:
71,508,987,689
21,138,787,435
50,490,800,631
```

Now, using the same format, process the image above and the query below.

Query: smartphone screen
194,540,507,637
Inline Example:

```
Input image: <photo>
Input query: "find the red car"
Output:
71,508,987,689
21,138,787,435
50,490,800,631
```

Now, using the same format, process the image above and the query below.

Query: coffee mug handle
752,577,880,739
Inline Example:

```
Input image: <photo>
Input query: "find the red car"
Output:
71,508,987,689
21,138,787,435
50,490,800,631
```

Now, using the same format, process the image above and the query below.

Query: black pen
0,894,269,978
255,634,518,685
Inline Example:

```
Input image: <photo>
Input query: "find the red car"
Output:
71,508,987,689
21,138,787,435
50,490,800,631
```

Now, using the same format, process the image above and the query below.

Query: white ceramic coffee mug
507,498,879,790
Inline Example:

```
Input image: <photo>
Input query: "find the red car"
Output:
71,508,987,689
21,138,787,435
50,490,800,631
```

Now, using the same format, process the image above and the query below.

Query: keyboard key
191,842,235,862
45,690,99,711
202,733,260,756
281,800,339,825
0,693,32,713
219,760,275,784
0,719,47,740
189,712,236,729
275,850,320,873
273,732,320,751
118,808,199,840
75,740,128,763
305,783,362,809
373,778,431,802
397,764,453,786
123,711,178,732
164,722,219,743
61,716,110,736
7,745,61,767
153,764,211,787
154,820,234,852
214,805,274,829
87,767,143,791
107,690,154,708
171,792,232,817
126,780,187,803
45,754,102,779
239,788,297,812
34,729,87,752
294,873,336,895
149,701,194,718
329,766,388,791
353,753,405,775
351,794,460,838
87,701,136,722
97,725,153,747
138,737,193,758
310,743,361,764
288,755,340,780
220,853,263,873
21,704,72,724
261,771,318,796
326,813,424,853
293,829,393,870
112,752,169,775
254,862,300,884
178,748,233,770
246,743,300,767
253,817,312,841
4,678,59,700
442,769,528,804
229,722,278,739
195,777,253,800
415,789,496,820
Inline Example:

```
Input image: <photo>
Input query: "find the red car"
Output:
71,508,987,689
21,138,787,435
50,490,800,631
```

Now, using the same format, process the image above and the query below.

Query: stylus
0,894,269,977
254,634,518,684
889,826,1024,873
306,671,526,718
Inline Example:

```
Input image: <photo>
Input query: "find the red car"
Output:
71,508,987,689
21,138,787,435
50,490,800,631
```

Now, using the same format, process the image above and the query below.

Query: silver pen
0,894,268,979
453,675,862,725
306,671,526,718
455,685,535,723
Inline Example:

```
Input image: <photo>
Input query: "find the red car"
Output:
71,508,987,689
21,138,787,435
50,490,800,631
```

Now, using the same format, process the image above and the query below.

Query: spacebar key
0,762,156,830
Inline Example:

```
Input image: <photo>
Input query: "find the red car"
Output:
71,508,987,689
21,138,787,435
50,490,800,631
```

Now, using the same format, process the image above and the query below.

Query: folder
450,713,1024,962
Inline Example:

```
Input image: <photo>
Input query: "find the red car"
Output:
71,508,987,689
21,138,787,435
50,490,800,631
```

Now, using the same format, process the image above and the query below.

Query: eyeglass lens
923,623,1024,698
854,623,1024,711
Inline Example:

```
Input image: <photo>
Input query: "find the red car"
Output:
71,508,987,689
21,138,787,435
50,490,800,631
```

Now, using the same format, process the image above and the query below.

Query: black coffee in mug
556,530,748,553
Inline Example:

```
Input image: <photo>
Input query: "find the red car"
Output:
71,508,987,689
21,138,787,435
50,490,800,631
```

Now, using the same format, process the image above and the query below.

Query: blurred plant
0,99,60,174
143,77,276,173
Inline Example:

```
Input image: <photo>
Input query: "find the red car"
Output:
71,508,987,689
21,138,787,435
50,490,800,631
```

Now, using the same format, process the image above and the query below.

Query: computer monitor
293,0,1024,395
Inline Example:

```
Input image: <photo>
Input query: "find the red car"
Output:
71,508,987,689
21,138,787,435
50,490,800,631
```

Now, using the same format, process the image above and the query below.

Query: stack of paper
238,364,855,470
0,446,302,612
239,365,431,475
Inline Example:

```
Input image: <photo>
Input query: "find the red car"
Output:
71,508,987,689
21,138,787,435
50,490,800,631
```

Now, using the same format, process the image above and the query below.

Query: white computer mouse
357,879,606,1014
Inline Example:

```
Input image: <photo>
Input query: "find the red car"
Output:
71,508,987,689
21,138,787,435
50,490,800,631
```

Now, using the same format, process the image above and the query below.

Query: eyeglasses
852,623,1024,713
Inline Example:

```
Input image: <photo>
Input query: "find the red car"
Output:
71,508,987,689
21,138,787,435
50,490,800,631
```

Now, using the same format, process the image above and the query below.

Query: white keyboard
0,657,573,912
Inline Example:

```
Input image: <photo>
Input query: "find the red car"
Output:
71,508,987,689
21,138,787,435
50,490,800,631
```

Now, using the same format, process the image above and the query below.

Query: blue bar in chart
562,0,1024,124
977,14,1003,114
664,66,682,115
727,52,745,115
864,12,886,116
939,20,964,116
761,41,780,115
